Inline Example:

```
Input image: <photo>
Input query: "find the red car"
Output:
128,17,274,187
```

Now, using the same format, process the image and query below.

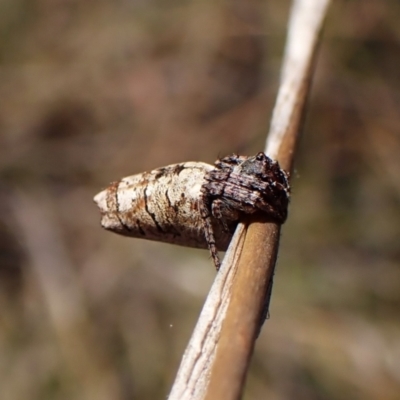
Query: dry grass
0,0,400,399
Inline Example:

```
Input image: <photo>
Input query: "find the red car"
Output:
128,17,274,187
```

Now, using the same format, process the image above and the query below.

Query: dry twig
169,0,331,399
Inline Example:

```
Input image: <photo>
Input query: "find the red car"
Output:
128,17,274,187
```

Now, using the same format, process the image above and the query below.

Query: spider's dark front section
235,152,290,223
200,152,290,269
203,152,290,223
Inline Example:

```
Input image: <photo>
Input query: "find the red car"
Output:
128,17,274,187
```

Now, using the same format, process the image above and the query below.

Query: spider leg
199,197,221,270
211,199,230,233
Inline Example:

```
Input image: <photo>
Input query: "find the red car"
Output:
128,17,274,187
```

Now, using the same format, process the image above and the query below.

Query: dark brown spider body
200,152,290,269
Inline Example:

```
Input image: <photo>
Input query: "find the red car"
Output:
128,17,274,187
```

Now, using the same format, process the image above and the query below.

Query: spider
200,152,290,269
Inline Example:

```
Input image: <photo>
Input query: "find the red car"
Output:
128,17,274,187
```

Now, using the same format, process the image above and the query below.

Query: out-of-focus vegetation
0,0,399,399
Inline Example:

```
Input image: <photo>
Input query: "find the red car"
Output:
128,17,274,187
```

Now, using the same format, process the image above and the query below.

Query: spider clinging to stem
199,152,290,269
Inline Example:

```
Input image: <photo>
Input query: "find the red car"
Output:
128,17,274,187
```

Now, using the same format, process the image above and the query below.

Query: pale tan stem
169,1,331,399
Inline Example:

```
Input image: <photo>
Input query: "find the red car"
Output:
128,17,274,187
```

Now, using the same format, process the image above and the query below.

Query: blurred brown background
1,0,400,399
